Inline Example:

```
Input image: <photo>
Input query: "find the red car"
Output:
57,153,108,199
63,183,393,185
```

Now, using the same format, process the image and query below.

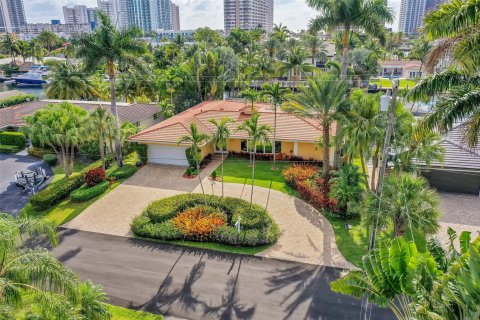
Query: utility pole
363,78,399,320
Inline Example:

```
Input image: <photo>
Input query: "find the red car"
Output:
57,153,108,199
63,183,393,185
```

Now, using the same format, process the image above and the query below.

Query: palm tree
89,107,114,170
362,173,440,237
36,30,59,53
74,11,146,167
280,47,313,82
303,33,327,65
264,36,279,58
178,123,210,197
209,117,233,197
307,0,394,80
16,40,30,63
29,39,46,63
237,113,272,205
285,73,349,195
46,61,99,100
272,23,289,43
0,33,19,62
159,99,176,118
261,82,290,169
241,88,260,113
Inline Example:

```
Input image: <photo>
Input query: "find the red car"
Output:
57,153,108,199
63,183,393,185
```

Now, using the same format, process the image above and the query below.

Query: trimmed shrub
0,131,25,148
0,144,20,153
28,147,52,158
0,94,35,108
107,164,136,180
173,206,226,239
70,181,109,202
85,168,106,186
42,154,57,166
134,194,279,247
282,164,319,187
29,175,84,211
210,170,217,180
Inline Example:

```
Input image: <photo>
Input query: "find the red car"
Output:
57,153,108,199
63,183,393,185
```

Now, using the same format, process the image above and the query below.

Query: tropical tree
330,164,364,217
159,99,176,118
303,33,327,65
409,36,432,73
241,88,260,113
46,61,100,100
178,123,210,197
261,82,290,169
280,47,313,81
362,173,440,237
209,117,233,197
237,113,272,205
272,23,289,43
0,214,111,319
285,73,349,195
37,30,59,53
74,11,147,167
89,107,114,170
29,39,46,63
23,102,89,178
16,40,30,62
0,33,19,62
264,36,279,58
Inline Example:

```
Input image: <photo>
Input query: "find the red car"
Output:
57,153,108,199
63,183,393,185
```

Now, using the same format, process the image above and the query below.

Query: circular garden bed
132,194,279,247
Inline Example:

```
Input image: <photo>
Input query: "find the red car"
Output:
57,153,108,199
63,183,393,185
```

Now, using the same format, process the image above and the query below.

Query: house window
240,140,280,153
135,121,140,127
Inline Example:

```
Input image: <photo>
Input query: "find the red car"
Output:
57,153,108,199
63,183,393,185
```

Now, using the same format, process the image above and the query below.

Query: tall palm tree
264,36,279,58
285,73,349,196
272,23,289,43
307,0,394,80
36,30,59,53
159,99,176,118
178,123,210,197
362,173,440,237
0,33,19,62
237,113,272,205
261,82,291,169
29,39,46,63
16,40,30,63
46,61,99,100
209,117,233,197
74,11,146,167
89,107,114,170
280,47,313,82
303,33,327,65
241,88,260,113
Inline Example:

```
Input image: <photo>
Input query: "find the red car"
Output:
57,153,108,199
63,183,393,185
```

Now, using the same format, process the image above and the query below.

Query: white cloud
25,0,400,31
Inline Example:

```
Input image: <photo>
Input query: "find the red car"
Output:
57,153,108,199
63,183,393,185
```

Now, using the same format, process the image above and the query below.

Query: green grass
370,78,417,89
108,304,163,320
213,157,297,196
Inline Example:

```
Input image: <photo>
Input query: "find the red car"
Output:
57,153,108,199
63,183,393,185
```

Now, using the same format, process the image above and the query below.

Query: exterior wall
138,116,161,129
200,143,214,159
297,142,323,160
281,141,294,156
228,139,241,152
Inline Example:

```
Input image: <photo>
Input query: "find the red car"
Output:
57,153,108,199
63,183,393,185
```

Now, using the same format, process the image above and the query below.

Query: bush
134,194,279,247
79,140,100,160
185,167,193,176
29,175,84,211
42,154,57,166
0,94,35,108
282,164,319,187
107,164,136,180
211,170,217,180
85,168,106,186
0,144,20,153
70,181,109,202
28,147,52,158
185,147,196,168
0,131,25,148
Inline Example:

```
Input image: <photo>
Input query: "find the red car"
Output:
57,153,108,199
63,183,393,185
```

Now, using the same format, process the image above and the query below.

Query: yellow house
129,100,334,166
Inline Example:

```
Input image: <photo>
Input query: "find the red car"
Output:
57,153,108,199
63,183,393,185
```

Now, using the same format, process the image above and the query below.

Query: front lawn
213,157,297,195
370,78,417,89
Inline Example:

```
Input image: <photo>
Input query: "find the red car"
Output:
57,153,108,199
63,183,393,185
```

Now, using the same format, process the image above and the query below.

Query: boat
14,70,48,86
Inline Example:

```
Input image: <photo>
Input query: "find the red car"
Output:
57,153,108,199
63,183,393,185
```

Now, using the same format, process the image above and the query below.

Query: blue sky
25,0,401,31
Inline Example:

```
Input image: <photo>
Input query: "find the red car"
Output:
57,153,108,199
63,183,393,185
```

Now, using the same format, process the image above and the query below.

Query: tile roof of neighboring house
417,122,480,171
0,100,159,128
380,60,422,69
129,100,330,145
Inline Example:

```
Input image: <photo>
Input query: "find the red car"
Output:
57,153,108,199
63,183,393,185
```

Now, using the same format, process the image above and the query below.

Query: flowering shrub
84,168,106,187
173,206,226,239
296,180,337,212
282,164,319,187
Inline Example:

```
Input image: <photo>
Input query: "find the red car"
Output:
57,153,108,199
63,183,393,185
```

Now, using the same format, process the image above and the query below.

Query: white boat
14,69,48,86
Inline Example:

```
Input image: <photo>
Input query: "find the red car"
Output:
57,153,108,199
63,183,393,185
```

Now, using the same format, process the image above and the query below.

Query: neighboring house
128,100,333,166
418,123,480,195
0,100,162,131
379,60,424,79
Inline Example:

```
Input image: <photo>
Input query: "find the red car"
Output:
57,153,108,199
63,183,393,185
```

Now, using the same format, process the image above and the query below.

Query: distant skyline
25,0,401,31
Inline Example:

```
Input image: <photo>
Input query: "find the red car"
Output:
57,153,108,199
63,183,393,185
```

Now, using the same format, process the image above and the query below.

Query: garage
147,144,189,166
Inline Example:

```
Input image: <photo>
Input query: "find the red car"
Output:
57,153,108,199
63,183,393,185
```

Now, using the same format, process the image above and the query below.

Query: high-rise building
97,0,128,29
424,0,446,13
398,0,426,35
126,0,172,33
171,2,180,30
0,0,27,33
224,0,274,34
63,5,89,24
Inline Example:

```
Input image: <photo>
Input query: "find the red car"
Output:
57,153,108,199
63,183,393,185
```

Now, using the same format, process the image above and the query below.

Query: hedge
29,175,84,211
0,131,25,148
28,147,52,158
107,164,136,179
0,144,20,153
132,194,279,247
0,94,35,108
70,181,109,202
43,154,57,166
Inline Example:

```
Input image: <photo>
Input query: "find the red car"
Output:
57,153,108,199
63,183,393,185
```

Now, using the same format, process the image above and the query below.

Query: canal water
0,82,46,99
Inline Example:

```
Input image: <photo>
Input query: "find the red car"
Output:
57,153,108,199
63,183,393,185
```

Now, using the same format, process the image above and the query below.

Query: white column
293,142,298,156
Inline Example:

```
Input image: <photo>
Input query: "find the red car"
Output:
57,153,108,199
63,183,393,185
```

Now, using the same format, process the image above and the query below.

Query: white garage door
147,144,189,166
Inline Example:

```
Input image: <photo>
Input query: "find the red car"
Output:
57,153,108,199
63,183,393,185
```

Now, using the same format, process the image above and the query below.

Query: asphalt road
53,229,393,320
0,150,52,215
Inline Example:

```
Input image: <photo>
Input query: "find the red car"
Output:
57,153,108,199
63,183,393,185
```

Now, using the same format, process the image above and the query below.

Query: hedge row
0,131,25,148
0,144,21,153
0,94,35,108
28,147,52,158
29,175,84,211
107,164,136,180
43,154,57,166
132,194,279,247
70,181,109,202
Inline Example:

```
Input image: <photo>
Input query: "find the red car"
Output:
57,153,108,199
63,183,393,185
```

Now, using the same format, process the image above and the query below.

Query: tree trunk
221,149,224,198
371,149,379,191
99,135,106,171
322,124,330,197
69,144,75,177
197,159,206,204
108,62,123,167
250,145,256,206
272,103,277,169
359,148,370,191
333,26,351,169
393,213,406,237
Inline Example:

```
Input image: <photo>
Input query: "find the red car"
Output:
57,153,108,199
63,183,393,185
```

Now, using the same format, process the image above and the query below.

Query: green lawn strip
134,235,272,255
107,304,164,320
369,78,417,89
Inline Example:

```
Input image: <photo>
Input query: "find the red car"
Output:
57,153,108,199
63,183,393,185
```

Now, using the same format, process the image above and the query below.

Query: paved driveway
64,163,354,269
0,150,52,216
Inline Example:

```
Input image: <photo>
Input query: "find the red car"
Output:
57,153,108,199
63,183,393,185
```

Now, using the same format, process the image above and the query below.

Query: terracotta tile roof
0,100,159,128
129,100,329,144
379,60,422,69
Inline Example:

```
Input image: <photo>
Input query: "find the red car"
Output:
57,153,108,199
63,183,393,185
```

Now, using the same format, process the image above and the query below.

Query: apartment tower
224,0,274,33
0,0,26,33
171,2,180,30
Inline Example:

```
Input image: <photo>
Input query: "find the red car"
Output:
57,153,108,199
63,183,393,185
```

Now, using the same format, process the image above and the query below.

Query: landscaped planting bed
132,194,279,247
